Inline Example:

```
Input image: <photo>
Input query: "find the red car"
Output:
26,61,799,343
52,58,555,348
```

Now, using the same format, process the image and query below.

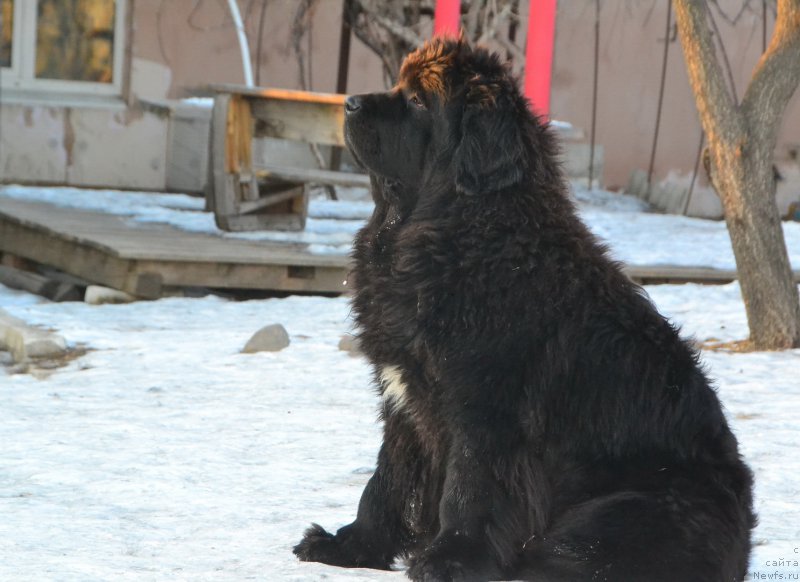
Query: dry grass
7,344,92,379
698,338,755,353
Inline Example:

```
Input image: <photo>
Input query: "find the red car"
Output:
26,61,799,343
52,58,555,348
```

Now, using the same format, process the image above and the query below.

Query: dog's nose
345,95,362,114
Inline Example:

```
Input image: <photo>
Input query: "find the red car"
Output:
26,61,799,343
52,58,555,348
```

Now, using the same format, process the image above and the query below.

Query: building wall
129,0,799,196
2,0,799,209
0,101,169,190
1,0,170,190
550,1,800,202
128,0,384,100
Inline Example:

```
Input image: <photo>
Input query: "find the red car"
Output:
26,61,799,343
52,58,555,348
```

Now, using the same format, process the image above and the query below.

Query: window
1,0,126,98
1,0,13,68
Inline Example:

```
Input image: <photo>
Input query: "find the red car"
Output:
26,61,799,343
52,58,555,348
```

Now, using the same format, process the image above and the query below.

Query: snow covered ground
1,186,799,580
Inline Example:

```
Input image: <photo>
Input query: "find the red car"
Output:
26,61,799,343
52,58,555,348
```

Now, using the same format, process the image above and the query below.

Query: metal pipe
226,0,254,87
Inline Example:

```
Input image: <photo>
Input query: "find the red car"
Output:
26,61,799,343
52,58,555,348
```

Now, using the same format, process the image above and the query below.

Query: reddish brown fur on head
397,37,513,110
397,37,461,99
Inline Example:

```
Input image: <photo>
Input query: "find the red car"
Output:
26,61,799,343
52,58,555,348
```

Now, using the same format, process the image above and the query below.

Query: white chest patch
380,365,409,412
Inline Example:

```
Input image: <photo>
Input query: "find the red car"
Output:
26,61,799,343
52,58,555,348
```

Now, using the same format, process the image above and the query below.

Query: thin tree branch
647,0,672,193
369,12,425,46
466,0,482,37
589,0,601,189
477,4,517,45
709,0,750,26
673,0,743,145
492,34,525,61
346,5,398,81
707,5,739,105
255,0,268,85
741,0,800,147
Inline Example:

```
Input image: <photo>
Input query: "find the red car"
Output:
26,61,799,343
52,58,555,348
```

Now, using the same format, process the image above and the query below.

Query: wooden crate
206,85,368,232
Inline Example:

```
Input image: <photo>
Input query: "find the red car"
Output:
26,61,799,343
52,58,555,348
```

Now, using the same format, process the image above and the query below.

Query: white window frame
1,0,127,99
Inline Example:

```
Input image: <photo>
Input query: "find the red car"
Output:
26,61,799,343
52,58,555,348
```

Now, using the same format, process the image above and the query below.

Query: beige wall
129,0,384,100
0,102,169,190
129,0,799,191
550,1,800,190
2,0,798,200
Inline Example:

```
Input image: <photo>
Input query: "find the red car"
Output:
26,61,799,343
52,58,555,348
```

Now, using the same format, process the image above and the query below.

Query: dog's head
344,37,531,199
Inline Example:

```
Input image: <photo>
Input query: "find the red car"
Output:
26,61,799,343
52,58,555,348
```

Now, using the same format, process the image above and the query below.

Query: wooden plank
234,97,260,202
237,188,306,215
0,215,152,297
132,259,348,294
256,166,370,188
250,98,345,146
625,265,735,283
216,213,305,232
0,264,83,302
624,264,800,284
0,198,346,268
202,84,347,106
210,94,235,216
0,199,350,295
0,213,347,295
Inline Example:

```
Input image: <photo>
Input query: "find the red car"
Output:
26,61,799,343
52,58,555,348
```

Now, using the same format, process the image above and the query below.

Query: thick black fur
294,38,755,581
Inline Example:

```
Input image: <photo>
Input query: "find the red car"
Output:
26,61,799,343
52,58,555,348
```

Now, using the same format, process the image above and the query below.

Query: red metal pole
434,0,461,37
524,0,557,117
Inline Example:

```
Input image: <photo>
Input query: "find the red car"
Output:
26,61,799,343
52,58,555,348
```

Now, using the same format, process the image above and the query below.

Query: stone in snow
338,333,361,356
85,285,136,305
242,324,290,353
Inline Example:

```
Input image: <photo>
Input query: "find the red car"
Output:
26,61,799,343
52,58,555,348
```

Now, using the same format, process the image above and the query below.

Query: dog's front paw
293,523,338,562
406,536,501,582
407,554,472,582
293,523,393,570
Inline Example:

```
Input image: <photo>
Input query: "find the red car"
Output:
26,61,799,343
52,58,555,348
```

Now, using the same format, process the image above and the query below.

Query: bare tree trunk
674,0,800,349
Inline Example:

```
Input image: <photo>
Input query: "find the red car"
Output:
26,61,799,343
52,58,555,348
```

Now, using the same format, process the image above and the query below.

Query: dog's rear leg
294,414,423,570
519,487,752,582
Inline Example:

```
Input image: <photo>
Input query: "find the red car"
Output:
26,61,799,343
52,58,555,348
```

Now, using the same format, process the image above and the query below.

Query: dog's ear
454,75,527,196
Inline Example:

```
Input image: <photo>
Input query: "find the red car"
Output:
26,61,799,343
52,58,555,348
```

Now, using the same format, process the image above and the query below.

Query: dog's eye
409,94,426,109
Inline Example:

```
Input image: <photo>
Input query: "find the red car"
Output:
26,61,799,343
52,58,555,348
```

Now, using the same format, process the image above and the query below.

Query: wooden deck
1,197,797,299
0,198,350,298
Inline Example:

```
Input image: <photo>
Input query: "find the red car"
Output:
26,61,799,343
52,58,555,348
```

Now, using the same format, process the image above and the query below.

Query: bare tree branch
673,1,743,146
709,0,752,25
477,3,516,44
465,0,483,38
741,0,800,147
291,0,315,90
370,12,425,47
490,31,525,61
707,5,739,105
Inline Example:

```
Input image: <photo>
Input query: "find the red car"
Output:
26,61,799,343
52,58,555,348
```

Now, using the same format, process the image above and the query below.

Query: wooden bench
206,84,369,232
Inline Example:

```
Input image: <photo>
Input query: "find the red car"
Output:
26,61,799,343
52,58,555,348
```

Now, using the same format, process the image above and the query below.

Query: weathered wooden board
0,264,83,302
250,99,346,147
203,85,347,106
0,198,350,297
256,166,370,189
623,265,800,285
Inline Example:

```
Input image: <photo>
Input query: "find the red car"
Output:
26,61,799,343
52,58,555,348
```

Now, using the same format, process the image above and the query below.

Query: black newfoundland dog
294,38,754,582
